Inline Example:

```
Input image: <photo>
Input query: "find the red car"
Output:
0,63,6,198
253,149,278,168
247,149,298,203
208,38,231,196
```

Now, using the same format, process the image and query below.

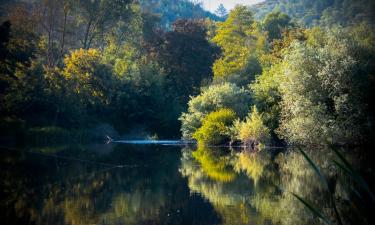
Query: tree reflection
0,144,219,225
180,146,364,225
0,144,368,225
180,146,264,225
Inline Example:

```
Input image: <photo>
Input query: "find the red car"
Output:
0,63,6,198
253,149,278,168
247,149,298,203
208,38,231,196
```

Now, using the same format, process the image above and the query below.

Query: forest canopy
0,0,374,146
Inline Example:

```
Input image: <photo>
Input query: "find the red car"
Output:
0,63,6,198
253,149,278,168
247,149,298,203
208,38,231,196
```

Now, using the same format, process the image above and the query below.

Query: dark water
0,142,373,225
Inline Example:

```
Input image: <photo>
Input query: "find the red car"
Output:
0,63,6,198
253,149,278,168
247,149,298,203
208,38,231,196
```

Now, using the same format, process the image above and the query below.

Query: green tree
75,0,134,49
62,48,114,108
262,11,292,42
250,63,283,132
153,19,219,104
212,6,257,79
215,4,228,18
278,29,373,145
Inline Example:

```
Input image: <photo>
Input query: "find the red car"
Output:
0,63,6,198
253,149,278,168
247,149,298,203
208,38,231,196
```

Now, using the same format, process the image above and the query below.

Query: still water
0,142,371,225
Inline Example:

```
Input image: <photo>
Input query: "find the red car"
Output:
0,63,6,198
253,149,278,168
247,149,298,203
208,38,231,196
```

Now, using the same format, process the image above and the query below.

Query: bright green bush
193,108,236,145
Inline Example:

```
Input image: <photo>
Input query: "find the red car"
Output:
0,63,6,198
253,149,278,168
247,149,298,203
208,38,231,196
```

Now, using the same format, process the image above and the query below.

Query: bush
179,83,251,139
232,106,270,147
193,108,236,145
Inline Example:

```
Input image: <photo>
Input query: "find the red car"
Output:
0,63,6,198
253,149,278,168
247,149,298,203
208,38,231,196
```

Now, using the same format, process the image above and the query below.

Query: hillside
140,0,221,29
251,0,375,26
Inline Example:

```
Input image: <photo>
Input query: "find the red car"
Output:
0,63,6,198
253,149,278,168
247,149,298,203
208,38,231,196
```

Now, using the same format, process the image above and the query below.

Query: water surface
0,142,371,225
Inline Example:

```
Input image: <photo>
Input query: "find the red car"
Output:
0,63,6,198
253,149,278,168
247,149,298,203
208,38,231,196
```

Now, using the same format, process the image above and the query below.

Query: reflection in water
192,146,237,182
0,143,371,225
0,144,220,225
180,146,369,225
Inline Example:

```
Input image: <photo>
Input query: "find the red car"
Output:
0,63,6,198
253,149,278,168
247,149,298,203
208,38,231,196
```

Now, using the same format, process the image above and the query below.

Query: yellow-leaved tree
62,48,115,107
212,5,261,82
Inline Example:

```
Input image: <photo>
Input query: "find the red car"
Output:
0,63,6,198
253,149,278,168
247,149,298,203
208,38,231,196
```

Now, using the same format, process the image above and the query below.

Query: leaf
333,148,375,202
299,149,329,189
292,193,333,225
299,149,343,225
333,159,375,202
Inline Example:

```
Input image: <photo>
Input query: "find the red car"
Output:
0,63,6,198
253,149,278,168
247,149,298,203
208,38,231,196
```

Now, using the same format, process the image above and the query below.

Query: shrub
232,106,270,147
193,108,236,145
179,83,251,139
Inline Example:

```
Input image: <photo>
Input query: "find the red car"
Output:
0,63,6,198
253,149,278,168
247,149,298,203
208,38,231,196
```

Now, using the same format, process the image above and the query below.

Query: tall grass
293,148,374,225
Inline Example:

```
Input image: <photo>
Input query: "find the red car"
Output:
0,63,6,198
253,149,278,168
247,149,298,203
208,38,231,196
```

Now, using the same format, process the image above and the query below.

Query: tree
263,11,292,42
277,29,373,145
62,49,114,108
0,11,40,121
139,0,220,29
74,0,134,49
152,19,219,104
215,4,228,18
212,5,260,82
33,0,72,66
250,63,283,132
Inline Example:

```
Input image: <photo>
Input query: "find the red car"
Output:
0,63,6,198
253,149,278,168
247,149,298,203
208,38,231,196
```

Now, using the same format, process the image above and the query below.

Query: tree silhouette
215,4,228,18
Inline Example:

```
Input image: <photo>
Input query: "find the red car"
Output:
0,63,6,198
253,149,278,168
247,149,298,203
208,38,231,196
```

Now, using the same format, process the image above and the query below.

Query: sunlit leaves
179,83,251,139
193,108,236,145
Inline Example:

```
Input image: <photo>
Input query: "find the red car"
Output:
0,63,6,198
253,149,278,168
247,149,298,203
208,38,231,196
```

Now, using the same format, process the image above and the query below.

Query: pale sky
200,0,265,13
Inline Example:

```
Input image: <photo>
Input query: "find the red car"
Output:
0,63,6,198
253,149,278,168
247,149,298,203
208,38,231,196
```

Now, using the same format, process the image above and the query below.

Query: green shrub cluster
192,108,236,146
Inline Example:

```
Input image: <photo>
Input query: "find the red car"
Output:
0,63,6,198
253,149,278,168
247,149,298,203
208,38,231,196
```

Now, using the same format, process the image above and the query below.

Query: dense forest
252,0,375,27
0,0,374,146
0,0,221,139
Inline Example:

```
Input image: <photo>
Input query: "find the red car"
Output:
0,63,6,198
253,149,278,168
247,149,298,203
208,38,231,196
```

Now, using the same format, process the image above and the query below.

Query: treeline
180,6,375,147
252,0,375,27
1,0,374,145
140,0,221,29
0,0,218,137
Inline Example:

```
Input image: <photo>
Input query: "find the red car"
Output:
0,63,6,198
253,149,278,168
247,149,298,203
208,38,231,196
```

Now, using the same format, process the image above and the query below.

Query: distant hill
139,0,222,29
251,0,375,27
0,0,222,29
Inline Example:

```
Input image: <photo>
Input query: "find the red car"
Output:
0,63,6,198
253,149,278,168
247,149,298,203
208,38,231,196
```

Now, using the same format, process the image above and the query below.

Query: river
0,142,373,225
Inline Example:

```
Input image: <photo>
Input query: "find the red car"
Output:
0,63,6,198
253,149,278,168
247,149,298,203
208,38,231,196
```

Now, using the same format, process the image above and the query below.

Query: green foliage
250,64,282,132
193,108,236,145
212,6,254,77
192,145,237,182
232,106,271,147
215,4,228,18
262,11,292,41
62,48,114,106
152,19,219,104
1,0,374,144
212,6,261,82
277,28,373,145
180,83,251,139
252,0,375,27
139,0,221,29
210,5,272,87
1,0,207,136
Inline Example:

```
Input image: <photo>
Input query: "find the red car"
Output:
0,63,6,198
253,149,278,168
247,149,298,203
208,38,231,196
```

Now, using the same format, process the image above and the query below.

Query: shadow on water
0,141,373,225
